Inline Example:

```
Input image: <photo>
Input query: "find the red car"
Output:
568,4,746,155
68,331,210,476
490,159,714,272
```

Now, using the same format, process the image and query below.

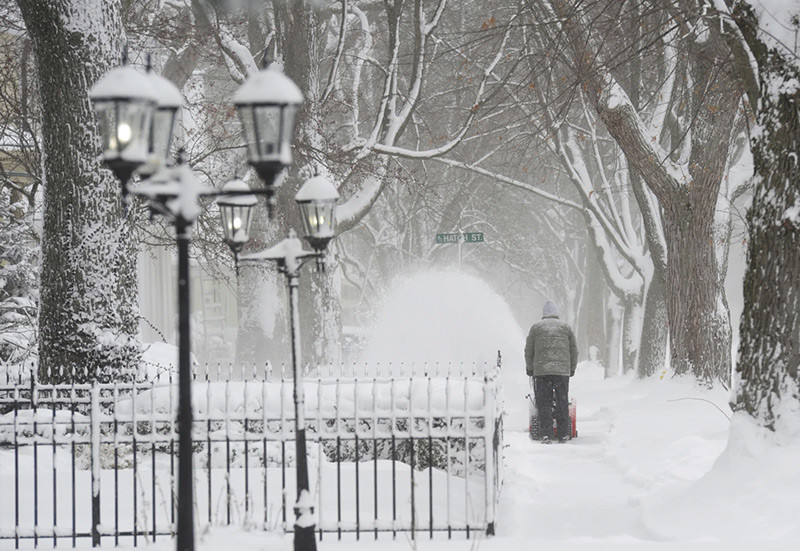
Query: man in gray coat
524,299,578,442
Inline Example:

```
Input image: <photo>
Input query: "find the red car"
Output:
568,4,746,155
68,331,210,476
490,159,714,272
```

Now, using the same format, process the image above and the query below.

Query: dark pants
533,375,570,439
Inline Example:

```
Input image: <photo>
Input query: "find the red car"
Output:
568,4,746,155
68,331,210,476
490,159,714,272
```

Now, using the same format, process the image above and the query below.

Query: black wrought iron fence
0,355,503,548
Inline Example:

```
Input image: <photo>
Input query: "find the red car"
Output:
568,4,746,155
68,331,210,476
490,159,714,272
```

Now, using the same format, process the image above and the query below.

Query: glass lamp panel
221,203,254,246
150,108,177,163
94,99,152,163
94,100,119,155
120,101,152,161
300,200,336,240
253,105,281,160
238,106,259,161
280,105,298,162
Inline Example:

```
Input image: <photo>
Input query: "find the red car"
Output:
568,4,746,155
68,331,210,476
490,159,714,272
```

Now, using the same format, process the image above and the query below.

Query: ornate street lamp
89,61,158,196
92,50,314,551
233,171,339,551
216,177,257,264
90,56,201,551
139,68,182,177
295,172,339,253
232,63,303,215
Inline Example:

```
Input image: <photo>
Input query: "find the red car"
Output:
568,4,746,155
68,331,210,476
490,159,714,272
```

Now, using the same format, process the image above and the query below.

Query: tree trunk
17,0,141,383
577,252,607,365
605,296,622,378
637,273,668,378
305,257,342,366
662,192,730,384
734,60,800,426
621,292,643,374
235,259,289,374
236,0,342,368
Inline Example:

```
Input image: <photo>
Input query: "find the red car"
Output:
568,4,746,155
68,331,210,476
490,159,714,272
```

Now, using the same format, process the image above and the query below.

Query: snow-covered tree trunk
235,258,288,371
577,250,608,365
621,292,643,374
605,296,622,378
549,0,736,384
282,1,342,366
637,274,668,377
661,192,729,382
728,1,800,427
16,0,141,383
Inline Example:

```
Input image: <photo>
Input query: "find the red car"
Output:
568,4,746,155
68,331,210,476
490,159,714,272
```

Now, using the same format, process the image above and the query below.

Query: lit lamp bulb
232,216,242,230
117,123,132,146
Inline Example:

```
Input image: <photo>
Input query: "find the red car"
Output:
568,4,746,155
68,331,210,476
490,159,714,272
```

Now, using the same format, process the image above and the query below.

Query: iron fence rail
0,357,503,548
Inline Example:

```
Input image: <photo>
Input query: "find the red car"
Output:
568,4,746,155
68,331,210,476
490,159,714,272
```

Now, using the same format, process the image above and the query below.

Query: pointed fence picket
0,354,504,547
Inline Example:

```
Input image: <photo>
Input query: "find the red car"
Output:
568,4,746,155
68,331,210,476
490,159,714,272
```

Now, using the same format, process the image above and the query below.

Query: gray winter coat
525,300,578,377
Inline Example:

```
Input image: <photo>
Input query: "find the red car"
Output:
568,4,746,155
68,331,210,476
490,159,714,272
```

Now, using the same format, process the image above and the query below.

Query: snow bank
643,411,800,543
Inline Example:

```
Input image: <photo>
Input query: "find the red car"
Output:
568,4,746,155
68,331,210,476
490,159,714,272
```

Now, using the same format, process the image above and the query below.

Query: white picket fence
0,355,504,547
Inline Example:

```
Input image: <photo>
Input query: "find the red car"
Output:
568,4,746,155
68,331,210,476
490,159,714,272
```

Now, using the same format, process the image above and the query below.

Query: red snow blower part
526,378,577,440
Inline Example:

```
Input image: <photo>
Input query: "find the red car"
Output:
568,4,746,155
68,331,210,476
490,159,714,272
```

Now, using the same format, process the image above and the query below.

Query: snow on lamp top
89,65,159,102
217,178,257,206
232,63,304,106
147,71,182,108
295,173,340,203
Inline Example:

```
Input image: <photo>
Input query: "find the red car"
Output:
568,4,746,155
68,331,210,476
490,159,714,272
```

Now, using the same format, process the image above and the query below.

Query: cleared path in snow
499,422,658,542
494,365,732,546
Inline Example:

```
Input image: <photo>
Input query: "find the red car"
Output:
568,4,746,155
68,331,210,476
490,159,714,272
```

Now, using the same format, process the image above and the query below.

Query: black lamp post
131,162,212,551
90,52,320,551
235,173,339,551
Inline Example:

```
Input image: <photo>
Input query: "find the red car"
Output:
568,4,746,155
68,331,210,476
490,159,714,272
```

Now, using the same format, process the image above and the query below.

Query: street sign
435,232,484,244
435,233,461,244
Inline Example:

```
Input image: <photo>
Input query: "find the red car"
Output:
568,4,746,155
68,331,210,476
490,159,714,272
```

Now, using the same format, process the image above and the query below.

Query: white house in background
137,244,239,365
137,243,364,367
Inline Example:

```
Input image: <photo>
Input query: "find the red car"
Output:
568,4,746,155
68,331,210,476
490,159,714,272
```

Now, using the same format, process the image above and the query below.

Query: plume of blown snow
360,270,530,429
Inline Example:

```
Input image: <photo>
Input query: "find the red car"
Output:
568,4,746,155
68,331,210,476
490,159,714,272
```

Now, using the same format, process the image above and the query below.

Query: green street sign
435,233,461,244
435,232,484,244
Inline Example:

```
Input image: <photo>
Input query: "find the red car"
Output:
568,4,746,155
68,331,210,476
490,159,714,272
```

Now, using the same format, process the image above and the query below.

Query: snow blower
526,377,577,440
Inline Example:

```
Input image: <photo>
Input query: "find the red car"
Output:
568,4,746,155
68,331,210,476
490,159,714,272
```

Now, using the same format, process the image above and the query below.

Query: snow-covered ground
105,271,800,550
5,270,799,550
93,361,800,551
